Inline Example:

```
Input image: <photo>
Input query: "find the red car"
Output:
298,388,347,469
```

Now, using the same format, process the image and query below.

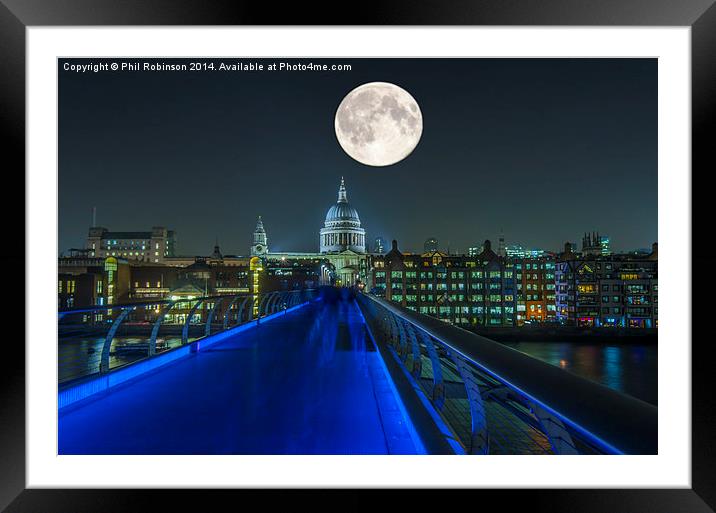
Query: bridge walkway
58,297,420,455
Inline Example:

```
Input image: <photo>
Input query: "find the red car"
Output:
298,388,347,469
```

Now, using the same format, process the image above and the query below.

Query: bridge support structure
355,292,657,455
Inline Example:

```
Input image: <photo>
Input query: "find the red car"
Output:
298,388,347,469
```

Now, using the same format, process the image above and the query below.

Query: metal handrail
357,293,658,455
58,289,317,384
58,294,230,315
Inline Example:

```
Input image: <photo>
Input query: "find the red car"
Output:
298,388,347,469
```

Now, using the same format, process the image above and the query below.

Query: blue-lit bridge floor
58,298,421,455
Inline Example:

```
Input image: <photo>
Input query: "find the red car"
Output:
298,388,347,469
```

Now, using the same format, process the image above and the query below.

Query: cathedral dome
325,202,360,224
320,177,366,254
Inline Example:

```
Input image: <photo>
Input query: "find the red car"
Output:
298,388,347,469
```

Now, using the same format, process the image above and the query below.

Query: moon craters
335,82,423,167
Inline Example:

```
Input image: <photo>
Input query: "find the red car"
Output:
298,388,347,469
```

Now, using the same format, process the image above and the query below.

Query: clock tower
251,216,268,256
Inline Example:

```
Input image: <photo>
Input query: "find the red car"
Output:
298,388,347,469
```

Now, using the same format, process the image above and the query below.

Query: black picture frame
2,0,712,510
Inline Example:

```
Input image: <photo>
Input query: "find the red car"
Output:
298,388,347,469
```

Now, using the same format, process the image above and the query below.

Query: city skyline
59,58,657,256
64,190,648,258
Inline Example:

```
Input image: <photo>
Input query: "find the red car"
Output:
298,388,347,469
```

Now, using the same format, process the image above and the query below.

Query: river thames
500,340,657,405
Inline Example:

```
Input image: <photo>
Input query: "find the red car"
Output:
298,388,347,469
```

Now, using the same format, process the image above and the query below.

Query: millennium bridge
58,287,657,455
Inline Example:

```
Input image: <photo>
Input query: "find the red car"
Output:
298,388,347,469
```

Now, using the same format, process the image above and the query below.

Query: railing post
278,291,289,313
449,351,489,455
267,292,280,314
269,292,283,314
527,402,579,455
416,330,445,409
222,295,242,330
386,314,397,346
395,317,409,362
404,322,423,379
205,297,226,337
149,301,176,356
268,291,280,314
182,299,205,345
258,293,273,318
237,296,252,325
100,307,132,374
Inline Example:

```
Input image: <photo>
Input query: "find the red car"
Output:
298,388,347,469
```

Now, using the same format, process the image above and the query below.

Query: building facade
555,243,658,328
505,245,548,259
58,251,131,308
86,226,176,263
514,256,557,324
369,240,517,327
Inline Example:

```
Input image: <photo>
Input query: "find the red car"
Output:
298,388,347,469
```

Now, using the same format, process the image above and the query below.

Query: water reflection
501,341,657,405
58,336,183,383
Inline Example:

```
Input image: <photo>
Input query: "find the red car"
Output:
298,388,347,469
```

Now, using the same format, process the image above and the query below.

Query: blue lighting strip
58,301,313,411
355,304,464,455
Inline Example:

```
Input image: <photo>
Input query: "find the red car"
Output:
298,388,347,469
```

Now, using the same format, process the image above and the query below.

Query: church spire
338,177,347,203
251,215,268,256
211,238,223,260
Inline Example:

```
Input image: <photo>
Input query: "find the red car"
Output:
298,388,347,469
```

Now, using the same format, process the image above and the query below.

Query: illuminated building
373,237,385,254
319,177,366,254
129,265,176,300
497,232,506,257
262,256,335,290
250,256,262,317
86,226,176,263
423,237,439,253
421,248,449,263
600,236,612,256
505,245,547,259
468,245,483,257
59,238,331,310
514,257,557,324
258,177,370,286
58,251,130,308
369,239,517,327
128,248,327,301
555,242,658,328
58,271,104,310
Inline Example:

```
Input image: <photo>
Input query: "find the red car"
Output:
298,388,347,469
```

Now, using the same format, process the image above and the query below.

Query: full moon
334,82,423,167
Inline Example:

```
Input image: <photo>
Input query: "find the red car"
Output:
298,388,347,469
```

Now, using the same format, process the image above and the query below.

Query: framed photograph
3,0,712,510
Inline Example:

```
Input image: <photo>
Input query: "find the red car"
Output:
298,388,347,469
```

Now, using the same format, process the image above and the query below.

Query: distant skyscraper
497,231,506,258
424,237,439,253
600,235,611,256
374,237,385,254
468,245,484,257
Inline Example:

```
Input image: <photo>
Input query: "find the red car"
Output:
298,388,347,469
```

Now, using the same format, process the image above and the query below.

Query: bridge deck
59,298,420,454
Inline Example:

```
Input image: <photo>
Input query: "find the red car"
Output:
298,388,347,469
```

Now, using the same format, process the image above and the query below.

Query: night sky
59,58,657,256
